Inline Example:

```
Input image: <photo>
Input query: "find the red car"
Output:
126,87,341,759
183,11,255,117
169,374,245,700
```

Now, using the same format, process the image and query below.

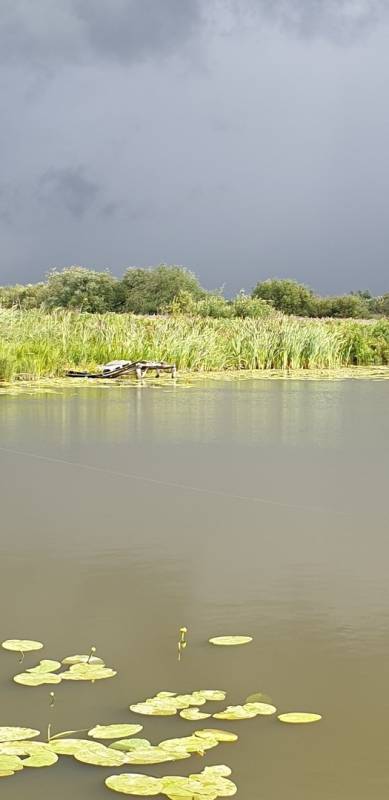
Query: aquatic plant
278,712,322,724
1,308,389,381
209,636,253,646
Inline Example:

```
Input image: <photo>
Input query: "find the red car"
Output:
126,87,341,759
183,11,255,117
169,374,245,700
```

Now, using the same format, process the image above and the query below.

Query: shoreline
1,365,389,395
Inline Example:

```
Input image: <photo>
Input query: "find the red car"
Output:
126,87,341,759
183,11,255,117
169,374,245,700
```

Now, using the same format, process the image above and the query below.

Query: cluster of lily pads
1,632,322,795
2,640,115,685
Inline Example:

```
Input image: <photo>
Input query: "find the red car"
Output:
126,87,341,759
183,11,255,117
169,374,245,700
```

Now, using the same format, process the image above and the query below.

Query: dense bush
121,264,205,313
0,268,388,319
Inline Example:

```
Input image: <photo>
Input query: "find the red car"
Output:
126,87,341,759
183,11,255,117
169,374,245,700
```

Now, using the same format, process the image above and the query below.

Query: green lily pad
244,702,277,715
14,671,62,686
197,690,226,702
62,654,105,666
209,636,252,646
0,728,40,742
0,756,23,772
278,712,322,724
74,743,126,767
202,765,232,777
88,724,143,740
61,664,116,681
213,705,257,721
124,747,185,765
0,770,15,778
109,739,152,753
159,735,218,754
47,738,93,755
27,660,61,674
129,702,177,716
22,749,58,768
175,693,207,707
180,708,211,721
194,729,238,743
2,639,43,653
105,773,163,795
245,692,273,704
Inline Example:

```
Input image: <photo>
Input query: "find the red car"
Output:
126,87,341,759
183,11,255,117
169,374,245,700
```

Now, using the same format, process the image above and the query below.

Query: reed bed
0,309,388,381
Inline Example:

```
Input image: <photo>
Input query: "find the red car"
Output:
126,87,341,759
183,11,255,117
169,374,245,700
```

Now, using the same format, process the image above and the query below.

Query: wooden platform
66,360,177,380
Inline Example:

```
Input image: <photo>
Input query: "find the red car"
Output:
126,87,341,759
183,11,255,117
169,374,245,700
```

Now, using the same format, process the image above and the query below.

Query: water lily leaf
48,738,93,755
74,743,126,767
0,728,40,742
161,776,218,800
0,770,14,777
202,765,232,777
213,705,257,720
245,692,273,705
129,702,177,716
27,660,61,674
62,654,105,666
156,691,176,698
159,735,218,754
175,693,207,707
197,690,226,702
194,730,238,743
61,664,116,681
88,724,143,740
105,773,163,795
209,636,252,646
109,738,151,753
278,712,322,724
2,639,43,653
124,747,185,765
22,749,58,768
244,702,277,715
14,671,62,686
0,756,23,772
180,708,211,721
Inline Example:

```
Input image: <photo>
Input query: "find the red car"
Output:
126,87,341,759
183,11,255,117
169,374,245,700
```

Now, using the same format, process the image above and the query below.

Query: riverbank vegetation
1,265,388,318
1,308,389,381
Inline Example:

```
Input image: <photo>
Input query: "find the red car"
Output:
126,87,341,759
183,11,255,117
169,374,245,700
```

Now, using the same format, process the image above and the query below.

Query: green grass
0,309,389,381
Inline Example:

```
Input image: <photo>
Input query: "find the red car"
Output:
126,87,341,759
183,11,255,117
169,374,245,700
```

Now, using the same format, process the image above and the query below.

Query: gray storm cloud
1,0,389,293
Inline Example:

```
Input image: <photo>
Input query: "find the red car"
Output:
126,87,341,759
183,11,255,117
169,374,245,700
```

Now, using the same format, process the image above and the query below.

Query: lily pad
278,712,322,724
48,738,93,755
88,724,143,740
124,747,186,765
129,702,177,716
194,729,238,743
14,671,62,686
27,660,61,674
197,690,226,702
180,708,211,721
109,739,152,753
175,693,207,707
105,773,164,795
0,728,40,743
244,702,277,715
74,743,126,767
213,705,257,721
159,735,219,754
22,749,58,768
61,664,116,681
0,770,15,778
62,654,105,666
209,636,252,646
2,640,43,653
202,765,232,777
0,756,23,772
245,692,273,704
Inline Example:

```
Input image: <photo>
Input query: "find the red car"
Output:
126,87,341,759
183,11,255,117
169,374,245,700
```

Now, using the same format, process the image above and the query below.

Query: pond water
0,376,389,799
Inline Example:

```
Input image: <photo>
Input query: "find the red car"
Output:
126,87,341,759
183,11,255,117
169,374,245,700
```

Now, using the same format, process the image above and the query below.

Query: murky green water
0,377,388,798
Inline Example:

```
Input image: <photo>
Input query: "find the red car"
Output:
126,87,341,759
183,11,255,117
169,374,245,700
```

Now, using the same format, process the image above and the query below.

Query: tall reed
0,309,388,380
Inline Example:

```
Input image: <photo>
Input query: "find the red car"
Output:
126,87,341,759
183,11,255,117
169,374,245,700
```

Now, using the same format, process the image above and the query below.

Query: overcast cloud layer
1,0,389,293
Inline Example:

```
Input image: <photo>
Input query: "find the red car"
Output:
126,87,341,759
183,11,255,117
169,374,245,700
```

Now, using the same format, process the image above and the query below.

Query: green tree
252,279,316,316
315,294,370,318
0,282,48,309
44,266,120,312
232,290,273,318
120,264,205,314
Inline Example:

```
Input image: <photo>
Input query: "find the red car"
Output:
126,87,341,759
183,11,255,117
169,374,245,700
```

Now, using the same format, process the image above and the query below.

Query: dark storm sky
1,0,389,294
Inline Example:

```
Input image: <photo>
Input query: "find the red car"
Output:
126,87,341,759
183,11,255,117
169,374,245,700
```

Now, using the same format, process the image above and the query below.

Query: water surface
0,377,388,798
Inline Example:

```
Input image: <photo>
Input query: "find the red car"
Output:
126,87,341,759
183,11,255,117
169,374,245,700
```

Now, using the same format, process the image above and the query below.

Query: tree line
0,265,388,318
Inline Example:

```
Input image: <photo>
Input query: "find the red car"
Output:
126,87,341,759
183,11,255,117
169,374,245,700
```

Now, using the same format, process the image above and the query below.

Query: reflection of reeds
178,627,187,662
0,309,388,380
